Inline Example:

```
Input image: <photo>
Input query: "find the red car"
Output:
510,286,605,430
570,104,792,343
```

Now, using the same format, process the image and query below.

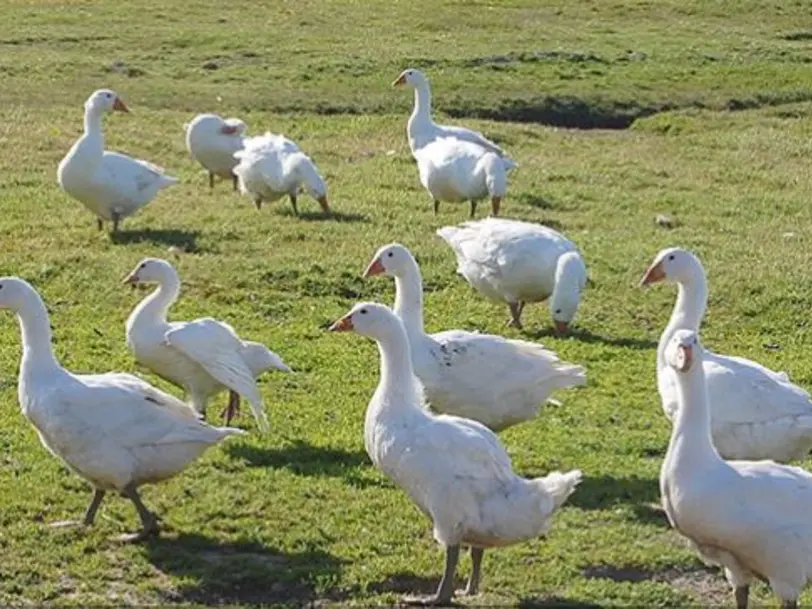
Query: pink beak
363,258,385,278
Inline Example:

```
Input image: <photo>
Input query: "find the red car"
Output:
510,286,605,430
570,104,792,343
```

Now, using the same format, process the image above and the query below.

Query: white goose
392,68,516,163
363,243,586,431
0,277,244,541
414,136,512,218
233,132,330,215
329,302,581,605
57,89,178,232
660,329,812,609
437,217,587,332
184,113,246,190
124,258,292,431
642,247,812,461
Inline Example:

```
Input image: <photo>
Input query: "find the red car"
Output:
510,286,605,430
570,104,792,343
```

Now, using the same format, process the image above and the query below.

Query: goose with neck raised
392,68,516,164
437,217,587,332
123,258,292,431
184,113,246,190
363,243,586,431
661,329,812,609
233,132,330,215
329,302,581,605
57,89,178,232
642,247,812,461
0,276,243,541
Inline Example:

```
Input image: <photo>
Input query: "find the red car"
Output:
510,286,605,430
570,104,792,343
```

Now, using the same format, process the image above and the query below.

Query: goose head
550,251,586,335
329,301,400,340
85,89,129,115
122,258,176,287
640,247,702,286
0,277,37,313
363,243,415,279
664,328,701,374
392,68,428,89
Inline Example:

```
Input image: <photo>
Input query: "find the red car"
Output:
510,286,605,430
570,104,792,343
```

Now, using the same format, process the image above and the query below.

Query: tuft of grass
1,0,812,607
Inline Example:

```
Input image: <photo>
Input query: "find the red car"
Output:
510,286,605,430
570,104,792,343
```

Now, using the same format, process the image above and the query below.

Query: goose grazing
661,329,812,609
363,243,586,431
642,247,812,461
329,302,581,605
437,218,587,332
123,258,292,431
392,68,516,164
184,113,247,190
0,277,244,541
57,89,178,232
414,137,513,218
233,132,330,215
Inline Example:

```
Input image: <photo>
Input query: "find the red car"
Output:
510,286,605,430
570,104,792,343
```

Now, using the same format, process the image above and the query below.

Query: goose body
437,217,587,332
661,329,812,609
57,89,177,232
364,243,586,431
642,248,812,461
184,113,246,190
0,277,242,540
329,302,581,604
233,132,330,215
124,258,292,431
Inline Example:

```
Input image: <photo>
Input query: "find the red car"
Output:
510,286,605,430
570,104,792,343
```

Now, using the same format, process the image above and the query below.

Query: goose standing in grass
392,68,516,163
0,277,244,541
363,243,586,431
184,113,246,190
437,218,587,332
642,248,812,461
57,89,177,232
233,132,330,215
123,258,292,430
329,302,581,605
660,329,812,609
414,137,513,218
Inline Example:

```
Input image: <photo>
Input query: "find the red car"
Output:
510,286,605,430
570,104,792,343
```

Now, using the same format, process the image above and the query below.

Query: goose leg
49,488,106,529
111,211,121,233
463,547,483,595
404,544,459,606
781,601,797,609
118,483,160,542
289,194,299,215
254,196,263,210
208,172,215,189
433,199,440,214
221,390,240,425
232,173,239,191
96,218,104,231
734,586,748,609
490,196,501,217
507,302,524,329
469,200,477,218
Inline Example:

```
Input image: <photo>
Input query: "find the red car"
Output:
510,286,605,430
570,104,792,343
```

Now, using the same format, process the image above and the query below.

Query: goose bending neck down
0,277,243,541
329,302,581,604
661,329,812,609
641,247,812,462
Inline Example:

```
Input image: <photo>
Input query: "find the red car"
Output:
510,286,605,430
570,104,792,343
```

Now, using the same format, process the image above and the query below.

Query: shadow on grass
272,208,369,223
226,438,379,476
110,228,201,250
523,326,658,350
367,571,445,596
144,532,344,605
567,474,659,511
518,596,603,608
515,192,556,210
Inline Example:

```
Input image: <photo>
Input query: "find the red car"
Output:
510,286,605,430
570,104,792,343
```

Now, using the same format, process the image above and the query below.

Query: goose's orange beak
113,97,130,113
363,258,385,278
317,195,330,212
392,73,407,87
640,261,665,287
328,316,353,332
554,320,569,335
122,271,139,287
677,344,694,372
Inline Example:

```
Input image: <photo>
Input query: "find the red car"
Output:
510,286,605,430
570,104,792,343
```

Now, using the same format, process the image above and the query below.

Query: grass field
2,0,812,606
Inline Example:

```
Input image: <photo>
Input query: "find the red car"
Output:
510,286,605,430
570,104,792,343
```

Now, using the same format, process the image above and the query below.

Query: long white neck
368,320,423,420
657,268,707,370
127,269,180,331
407,81,435,147
71,106,105,161
665,359,721,476
17,291,59,375
393,260,425,339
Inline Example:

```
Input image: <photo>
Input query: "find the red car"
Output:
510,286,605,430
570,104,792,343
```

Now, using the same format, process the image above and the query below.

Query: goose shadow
109,228,201,250
143,532,345,605
272,209,369,223
519,596,604,608
224,439,385,488
523,326,658,351
567,473,659,511
516,192,555,210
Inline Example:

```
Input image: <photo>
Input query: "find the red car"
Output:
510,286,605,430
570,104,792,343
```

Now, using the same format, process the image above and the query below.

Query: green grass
1,0,812,606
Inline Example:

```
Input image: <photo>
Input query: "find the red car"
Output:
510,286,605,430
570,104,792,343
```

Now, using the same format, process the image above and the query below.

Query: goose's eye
555,309,562,315
360,309,368,315
106,93,112,99
139,263,146,269
0,284,4,291
668,254,675,261
387,252,394,258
